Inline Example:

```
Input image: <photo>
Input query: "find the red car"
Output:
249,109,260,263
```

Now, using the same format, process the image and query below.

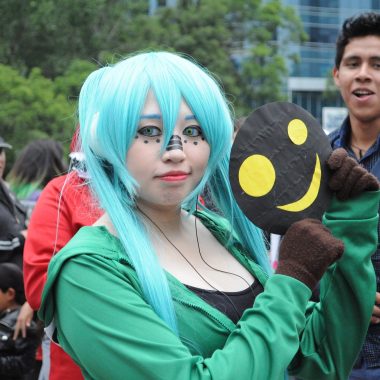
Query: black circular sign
229,102,332,234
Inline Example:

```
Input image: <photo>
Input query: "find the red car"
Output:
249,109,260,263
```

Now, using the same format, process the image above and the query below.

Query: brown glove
276,219,344,290
327,148,379,200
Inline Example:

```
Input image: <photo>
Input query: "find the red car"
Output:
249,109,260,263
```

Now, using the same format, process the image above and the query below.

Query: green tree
54,59,98,103
0,64,76,165
114,0,306,115
228,0,307,113
0,0,147,77
0,0,306,148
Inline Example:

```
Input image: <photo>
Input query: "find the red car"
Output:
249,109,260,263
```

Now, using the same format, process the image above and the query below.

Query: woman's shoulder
53,225,123,263
39,226,131,324
195,209,232,236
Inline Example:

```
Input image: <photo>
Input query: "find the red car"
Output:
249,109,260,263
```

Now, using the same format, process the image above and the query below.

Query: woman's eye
138,126,162,137
183,126,202,137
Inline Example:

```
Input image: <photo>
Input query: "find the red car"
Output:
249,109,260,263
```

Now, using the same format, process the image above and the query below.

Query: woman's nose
162,135,186,162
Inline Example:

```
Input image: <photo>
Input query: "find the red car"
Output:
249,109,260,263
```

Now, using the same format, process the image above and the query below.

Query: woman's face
127,91,210,210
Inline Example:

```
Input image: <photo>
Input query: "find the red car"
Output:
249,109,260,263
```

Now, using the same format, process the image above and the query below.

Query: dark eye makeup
183,125,203,137
138,126,162,137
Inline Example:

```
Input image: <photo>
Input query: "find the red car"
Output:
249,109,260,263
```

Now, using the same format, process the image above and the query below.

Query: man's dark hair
335,12,380,68
0,263,25,305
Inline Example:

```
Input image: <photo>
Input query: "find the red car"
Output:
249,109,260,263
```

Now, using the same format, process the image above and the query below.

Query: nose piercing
166,135,183,151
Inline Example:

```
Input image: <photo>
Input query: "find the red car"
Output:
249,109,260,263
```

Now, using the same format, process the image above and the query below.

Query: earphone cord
194,216,254,294
136,207,253,320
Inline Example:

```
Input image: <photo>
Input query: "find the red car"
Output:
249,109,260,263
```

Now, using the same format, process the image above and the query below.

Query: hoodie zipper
172,296,234,332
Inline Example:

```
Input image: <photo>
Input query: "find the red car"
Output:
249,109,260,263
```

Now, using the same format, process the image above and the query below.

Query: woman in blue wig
38,52,379,380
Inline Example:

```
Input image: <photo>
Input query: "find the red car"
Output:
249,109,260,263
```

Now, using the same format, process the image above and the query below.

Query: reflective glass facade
286,0,379,78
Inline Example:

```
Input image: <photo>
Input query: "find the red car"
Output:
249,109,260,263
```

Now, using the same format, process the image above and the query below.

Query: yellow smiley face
239,118,321,212
229,103,332,234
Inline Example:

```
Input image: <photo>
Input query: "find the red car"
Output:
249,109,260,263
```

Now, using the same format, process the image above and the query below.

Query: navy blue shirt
330,117,380,368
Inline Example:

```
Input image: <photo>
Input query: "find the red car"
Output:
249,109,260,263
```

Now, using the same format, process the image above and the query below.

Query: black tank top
186,280,264,324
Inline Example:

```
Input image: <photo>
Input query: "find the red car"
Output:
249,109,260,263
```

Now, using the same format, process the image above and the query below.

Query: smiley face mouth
276,154,321,212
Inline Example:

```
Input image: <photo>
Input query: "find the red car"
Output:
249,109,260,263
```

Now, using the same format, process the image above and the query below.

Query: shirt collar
333,117,380,160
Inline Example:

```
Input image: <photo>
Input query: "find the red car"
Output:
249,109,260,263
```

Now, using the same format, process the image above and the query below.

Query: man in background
330,12,380,379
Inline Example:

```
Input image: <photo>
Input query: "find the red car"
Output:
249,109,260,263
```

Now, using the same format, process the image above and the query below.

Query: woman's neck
93,202,186,237
136,201,184,231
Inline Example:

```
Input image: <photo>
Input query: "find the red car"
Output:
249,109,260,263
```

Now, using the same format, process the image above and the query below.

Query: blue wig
78,52,271,334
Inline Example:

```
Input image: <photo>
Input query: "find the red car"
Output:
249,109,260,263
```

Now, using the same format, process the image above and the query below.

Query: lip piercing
166,135,183,151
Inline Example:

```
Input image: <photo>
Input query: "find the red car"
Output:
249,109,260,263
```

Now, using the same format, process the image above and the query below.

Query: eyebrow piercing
166,135,183,151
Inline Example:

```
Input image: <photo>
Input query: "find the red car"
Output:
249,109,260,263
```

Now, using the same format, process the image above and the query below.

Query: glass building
284,0,380,125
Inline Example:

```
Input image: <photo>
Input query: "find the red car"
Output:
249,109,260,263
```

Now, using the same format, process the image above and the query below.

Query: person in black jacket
0,263,40,380
0,136,27,269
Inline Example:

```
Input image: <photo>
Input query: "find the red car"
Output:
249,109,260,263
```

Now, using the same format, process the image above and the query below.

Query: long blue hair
78,52,271,334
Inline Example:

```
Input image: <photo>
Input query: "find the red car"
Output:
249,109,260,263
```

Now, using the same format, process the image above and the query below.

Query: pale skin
334,35,380,324
13,301,34,339
95,92,254,292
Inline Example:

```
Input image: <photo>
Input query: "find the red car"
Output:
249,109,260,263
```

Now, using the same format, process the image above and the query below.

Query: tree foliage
0,0,306,163
0,64,76,166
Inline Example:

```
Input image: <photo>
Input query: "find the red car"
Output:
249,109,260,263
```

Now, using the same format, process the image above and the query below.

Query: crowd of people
0,11,379,380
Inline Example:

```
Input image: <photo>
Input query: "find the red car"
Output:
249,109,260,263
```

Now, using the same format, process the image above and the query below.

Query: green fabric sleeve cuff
323,190,380,221
264,273,312,306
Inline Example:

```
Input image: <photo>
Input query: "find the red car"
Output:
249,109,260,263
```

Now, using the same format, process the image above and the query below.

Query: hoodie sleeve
289,191,379,380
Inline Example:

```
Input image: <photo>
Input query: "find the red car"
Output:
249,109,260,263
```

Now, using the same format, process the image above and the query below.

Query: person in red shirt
23,143,102,380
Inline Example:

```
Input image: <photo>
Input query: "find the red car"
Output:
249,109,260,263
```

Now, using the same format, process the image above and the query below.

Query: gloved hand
276,219,344,290
327,148,379,200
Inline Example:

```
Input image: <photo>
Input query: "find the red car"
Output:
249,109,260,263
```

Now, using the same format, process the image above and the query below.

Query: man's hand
327,148,379,200
370,292,380,324
13,301,34,339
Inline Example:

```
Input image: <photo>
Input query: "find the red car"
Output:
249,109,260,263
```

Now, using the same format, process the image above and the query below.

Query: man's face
0,148,6,179
333,35,380,126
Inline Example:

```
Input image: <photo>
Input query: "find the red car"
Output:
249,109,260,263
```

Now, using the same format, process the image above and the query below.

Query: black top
0,307,40,380
187,280,264,324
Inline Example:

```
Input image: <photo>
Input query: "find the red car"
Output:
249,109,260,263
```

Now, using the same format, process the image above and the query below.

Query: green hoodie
39,191,379,380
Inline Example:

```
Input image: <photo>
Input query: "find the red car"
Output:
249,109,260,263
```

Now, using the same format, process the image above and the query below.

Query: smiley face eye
238,154,276,197
288,119,308,145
